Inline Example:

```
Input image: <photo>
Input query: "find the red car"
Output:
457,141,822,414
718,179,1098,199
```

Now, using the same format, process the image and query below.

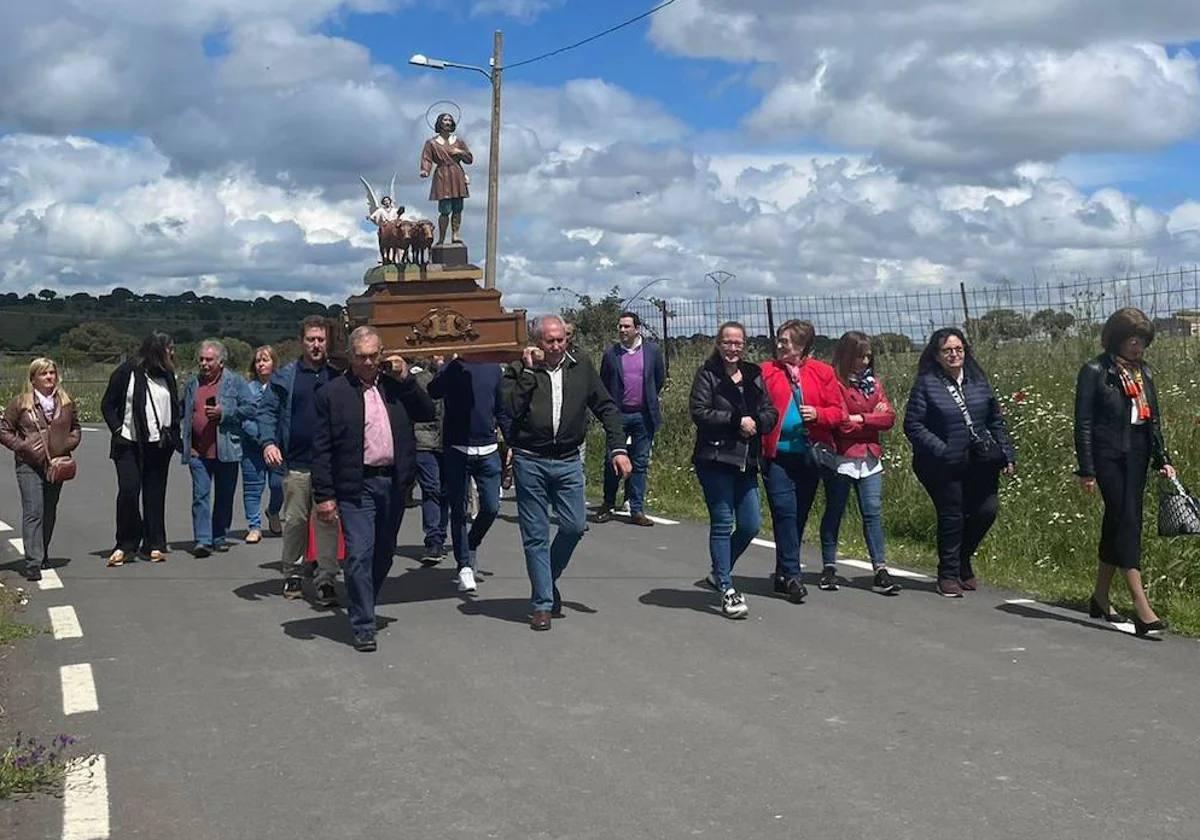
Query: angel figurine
360,174,407,265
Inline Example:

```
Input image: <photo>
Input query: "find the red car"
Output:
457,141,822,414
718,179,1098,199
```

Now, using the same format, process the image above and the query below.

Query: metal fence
624,267,1200,344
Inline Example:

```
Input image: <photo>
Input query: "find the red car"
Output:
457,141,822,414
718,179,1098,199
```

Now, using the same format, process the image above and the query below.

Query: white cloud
470,0,563,22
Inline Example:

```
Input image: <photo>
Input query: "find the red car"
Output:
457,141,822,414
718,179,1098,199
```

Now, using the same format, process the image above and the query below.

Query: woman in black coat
1074,307,1173,637
100,332,180,566
689,321,779,620
903,328,1015,597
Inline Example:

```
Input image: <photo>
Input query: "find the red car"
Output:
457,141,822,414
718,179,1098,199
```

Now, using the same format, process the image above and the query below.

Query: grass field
585,335,1200,635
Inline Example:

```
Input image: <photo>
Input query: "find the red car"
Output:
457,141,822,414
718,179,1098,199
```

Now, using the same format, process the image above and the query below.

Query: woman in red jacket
821,331,901,595
761,319,847,601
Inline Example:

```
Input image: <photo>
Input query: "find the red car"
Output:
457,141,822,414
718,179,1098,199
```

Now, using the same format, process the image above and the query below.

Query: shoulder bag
31,405,77,484
1158,474,1200,537
941,376,1005,465
785,367,841,471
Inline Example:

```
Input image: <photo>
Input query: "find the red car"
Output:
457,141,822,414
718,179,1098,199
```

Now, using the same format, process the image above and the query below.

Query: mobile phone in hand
205,396,217,407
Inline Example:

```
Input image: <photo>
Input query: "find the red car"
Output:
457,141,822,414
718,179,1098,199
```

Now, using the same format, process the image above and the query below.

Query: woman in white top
100,333,180,566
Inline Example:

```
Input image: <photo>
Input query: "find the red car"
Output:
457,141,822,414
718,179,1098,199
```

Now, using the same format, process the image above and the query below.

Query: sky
3,0,1200,313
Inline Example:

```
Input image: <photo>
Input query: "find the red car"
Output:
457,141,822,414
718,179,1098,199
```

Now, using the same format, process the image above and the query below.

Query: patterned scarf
848,366,877,397
1115,358,1152,422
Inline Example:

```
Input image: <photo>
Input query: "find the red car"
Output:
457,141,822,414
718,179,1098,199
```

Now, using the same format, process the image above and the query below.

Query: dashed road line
39,568,64,590
60,664,99,715
63,754,110,840
611,510,681,526
748,536,933,581
9,536,24,554
49,605,83,640
0,518,11,532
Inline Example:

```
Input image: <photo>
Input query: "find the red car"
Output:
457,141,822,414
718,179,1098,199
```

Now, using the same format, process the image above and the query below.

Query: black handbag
942,377,1005,464
1157,475,1200,537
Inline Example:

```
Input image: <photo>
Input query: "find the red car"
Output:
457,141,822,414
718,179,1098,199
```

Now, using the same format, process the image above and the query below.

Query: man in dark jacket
257,315,341,605
502,315,631,631
312,327,435,651
427,356,510,594
597,311,666,526
411,359,448,565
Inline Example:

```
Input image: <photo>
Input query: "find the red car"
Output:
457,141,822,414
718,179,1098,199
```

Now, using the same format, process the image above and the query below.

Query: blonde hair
20,357,72,410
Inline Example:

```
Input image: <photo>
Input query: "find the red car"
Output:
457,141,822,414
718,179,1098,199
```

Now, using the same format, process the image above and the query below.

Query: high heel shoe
1088,596,1129,624
1133,616,1168,638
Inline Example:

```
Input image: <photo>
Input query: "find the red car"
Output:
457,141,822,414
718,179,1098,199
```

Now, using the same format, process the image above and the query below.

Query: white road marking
611,510,681,526
40,569,64,590
63,754,110,840
9,537,24,554
1003,598,1137,635
0,519,11,532
748,536,933,581
49,605,83,640
60,664,99,715
80,426,104,433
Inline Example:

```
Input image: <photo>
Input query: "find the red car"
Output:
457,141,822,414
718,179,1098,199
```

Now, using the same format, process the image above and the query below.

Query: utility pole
484,30,503,290
706,270,734,323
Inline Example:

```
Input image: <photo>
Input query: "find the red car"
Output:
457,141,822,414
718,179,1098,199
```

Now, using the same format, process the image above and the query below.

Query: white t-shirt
121,374,172,443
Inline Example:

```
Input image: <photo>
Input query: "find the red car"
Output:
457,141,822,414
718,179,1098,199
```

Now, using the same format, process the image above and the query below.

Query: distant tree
871,332,915,355
221,337,254,372
57,321,138,364
108,288,136,303
38,288,57,301
559,286,624,352
970,308,1032,342
69,292,92,302
1030,308,1076,340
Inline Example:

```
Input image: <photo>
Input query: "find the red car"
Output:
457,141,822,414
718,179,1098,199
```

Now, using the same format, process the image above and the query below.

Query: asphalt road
3,430,1199,840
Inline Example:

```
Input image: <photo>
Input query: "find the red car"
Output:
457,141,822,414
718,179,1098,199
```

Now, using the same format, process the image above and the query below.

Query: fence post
658,300,671,377
765,297,776,339
959,282,971,335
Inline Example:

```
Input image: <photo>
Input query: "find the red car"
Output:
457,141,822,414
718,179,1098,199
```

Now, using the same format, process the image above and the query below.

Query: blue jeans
338,474,403,638
444,449,501,569
189,456,239,548
513,453,587,612
820,470,886,569
762,453,826,580
241,449,283,530
602,411,655,513
415,451,449,551
695,462,762,591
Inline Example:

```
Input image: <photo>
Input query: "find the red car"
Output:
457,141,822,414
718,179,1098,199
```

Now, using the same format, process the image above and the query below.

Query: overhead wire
506,0,680,71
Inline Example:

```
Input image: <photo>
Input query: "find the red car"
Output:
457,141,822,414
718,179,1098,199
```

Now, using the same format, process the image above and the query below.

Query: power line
506,0,681,71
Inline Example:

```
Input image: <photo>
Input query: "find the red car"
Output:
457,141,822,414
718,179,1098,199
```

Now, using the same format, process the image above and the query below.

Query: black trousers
916,460,1000,581
113,439,173,553
1094,426,1151,570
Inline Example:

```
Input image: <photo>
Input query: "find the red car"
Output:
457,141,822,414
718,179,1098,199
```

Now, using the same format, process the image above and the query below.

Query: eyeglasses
940,346,965,357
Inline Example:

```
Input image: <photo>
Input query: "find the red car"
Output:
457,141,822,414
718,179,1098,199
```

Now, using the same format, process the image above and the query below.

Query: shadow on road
995,601,1158,639
281,613,398,646
639,587,721,616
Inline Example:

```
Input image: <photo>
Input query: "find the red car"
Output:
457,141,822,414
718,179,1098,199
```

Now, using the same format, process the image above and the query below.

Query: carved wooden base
347,264,526,359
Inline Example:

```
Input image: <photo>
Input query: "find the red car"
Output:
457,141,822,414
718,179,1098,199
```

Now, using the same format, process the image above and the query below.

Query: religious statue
420,112,473,245
360,174,407,265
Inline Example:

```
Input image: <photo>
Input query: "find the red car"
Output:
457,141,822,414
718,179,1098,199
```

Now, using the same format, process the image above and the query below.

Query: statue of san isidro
419,112,473,246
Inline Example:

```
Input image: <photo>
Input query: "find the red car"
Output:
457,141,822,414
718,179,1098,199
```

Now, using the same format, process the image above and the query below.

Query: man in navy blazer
312,326,435,651
596,311,666,526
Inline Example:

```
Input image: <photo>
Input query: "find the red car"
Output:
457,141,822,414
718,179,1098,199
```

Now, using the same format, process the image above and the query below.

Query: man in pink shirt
312,327,435,652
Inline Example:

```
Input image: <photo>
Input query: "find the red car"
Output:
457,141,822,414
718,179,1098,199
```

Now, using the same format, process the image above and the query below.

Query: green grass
0,733,85,800
586,335,1200,635
0,581,38,646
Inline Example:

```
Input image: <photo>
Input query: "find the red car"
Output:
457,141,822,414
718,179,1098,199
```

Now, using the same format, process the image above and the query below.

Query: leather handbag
1157,475,1200,537
941,377,1005,464
31,405,77,484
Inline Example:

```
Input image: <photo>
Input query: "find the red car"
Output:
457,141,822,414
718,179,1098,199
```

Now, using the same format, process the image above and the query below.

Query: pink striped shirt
362,383,394,467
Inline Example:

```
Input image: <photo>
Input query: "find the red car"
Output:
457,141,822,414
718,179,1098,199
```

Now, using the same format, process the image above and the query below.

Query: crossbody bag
941,377,1005,464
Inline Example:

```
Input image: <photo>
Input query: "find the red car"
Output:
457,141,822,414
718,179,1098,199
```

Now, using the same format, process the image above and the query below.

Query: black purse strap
146,376,166,440
941,376,979,437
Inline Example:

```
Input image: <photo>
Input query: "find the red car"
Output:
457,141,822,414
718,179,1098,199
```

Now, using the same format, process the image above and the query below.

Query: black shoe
873,568,901,595
552,585,564,618
785,577,808,603
1088,596,1128,624
193,544,212,558
593,508,614,524
22,567,42,582
418,548,445,567
213,542,231,553
1133,616,1168,638
301,562,317,579
354,634,377,652
772,574,788,594
819,567,840,591
316,583,339,608
283,576,303,599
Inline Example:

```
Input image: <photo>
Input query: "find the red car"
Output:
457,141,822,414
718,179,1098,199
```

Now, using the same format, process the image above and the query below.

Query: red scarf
1115,358,1152,422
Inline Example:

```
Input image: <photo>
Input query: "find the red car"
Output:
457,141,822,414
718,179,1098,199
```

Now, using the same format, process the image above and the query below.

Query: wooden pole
484,31,503,290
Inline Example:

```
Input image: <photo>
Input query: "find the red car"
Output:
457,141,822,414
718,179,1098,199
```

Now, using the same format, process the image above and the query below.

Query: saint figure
420,113,473,245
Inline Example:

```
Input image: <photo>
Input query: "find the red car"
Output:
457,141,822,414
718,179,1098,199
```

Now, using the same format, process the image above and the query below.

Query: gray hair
530,314,566,342
198,339,227,364
349,325,381,350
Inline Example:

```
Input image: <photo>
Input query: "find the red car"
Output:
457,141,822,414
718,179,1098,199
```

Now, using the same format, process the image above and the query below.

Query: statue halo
425,100,463,131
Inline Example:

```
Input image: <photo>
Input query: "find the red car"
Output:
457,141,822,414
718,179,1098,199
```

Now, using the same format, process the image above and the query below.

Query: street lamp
409,31,504,290
623,277,669,309
706,270,734,322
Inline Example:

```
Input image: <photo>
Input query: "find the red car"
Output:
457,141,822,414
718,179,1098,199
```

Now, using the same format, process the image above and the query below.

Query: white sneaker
456,566,477,593
721,588,749,619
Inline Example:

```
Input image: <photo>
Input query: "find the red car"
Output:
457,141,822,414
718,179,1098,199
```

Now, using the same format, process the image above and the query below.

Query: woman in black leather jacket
1074,307,1174,637
689,321,778,619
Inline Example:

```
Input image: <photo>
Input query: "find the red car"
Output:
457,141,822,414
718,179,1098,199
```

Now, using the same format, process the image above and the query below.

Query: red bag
304,515,346,563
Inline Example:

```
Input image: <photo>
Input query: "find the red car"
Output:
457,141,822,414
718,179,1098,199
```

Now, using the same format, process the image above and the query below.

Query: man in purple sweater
596,312,667,526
